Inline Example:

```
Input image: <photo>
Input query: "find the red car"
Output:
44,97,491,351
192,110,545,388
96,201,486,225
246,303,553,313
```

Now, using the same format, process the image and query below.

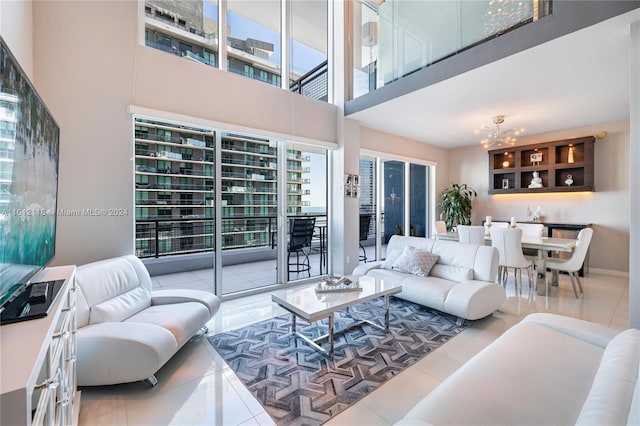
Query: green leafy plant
438,183,477,231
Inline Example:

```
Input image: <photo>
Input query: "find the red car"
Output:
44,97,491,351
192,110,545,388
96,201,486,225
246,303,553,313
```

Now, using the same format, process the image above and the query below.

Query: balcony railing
290,60,328,102
145,11,218,43
134,212,386,263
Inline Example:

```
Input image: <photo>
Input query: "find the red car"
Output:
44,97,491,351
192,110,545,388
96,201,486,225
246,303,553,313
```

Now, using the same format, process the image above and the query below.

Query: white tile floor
78,270,630,426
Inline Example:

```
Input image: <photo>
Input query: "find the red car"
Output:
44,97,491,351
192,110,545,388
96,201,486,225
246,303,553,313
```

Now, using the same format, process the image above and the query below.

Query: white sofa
74,255,220,387
396,313,639,426
353,235,504,321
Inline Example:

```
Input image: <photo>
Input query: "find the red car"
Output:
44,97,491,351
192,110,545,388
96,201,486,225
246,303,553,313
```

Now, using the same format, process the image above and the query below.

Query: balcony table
435,232,577,296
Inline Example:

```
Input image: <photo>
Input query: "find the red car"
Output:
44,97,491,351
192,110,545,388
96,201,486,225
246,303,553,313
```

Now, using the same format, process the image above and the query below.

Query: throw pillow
381,248,404,270
392,246,439,276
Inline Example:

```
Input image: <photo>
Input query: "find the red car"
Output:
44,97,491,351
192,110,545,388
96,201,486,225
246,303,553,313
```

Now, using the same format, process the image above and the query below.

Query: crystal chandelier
475,115,524,148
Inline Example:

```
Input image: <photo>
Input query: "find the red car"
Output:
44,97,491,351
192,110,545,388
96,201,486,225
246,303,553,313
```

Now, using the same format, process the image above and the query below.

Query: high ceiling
348,8,640,149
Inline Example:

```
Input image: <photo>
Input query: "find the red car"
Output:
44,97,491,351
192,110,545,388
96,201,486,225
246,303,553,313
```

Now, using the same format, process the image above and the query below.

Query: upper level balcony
346,1,638,118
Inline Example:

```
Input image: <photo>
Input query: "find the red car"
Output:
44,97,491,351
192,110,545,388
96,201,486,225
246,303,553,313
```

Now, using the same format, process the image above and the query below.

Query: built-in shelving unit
488,136,595,194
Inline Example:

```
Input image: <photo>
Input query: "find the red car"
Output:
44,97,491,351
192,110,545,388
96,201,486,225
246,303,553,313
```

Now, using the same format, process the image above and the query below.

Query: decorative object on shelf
502,178,509,189
568,145,575,163
510,217,517,228
530,152,543,165
565,174,574,186
532,205,542,221
344,174,359,197
476,115,524,148
528,171,543,188
502,160,510,168
488,136,595,194
438,183,477,231
526,205,533,220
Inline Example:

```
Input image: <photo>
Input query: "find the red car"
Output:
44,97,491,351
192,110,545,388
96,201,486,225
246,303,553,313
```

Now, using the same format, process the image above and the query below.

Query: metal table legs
288,294,393,360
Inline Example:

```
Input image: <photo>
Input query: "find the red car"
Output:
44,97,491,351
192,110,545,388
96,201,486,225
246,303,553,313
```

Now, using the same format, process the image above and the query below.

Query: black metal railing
136,213,337,259
290,60,328,101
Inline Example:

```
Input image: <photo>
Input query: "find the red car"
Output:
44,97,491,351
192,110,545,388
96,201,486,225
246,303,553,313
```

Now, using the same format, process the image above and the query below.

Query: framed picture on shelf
502,179,509,189
530,152,543,164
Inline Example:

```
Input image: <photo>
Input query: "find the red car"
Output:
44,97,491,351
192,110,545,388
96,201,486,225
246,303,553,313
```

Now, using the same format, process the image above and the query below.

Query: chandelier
475,115,524,148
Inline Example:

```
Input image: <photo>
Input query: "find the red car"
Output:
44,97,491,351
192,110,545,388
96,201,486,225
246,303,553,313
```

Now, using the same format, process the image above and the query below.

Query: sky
203,1,326,74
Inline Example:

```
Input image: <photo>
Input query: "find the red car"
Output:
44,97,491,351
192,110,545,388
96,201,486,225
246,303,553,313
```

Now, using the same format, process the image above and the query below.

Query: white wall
29,0,337,267
360,125,450,196
0,0,33,79
449,121,630,274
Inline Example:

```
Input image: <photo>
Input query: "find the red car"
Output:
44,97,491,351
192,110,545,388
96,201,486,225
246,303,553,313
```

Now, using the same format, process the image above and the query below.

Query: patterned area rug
208,296,466,426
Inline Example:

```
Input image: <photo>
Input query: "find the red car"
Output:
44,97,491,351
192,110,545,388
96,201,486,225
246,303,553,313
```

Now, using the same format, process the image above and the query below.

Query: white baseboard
588,268,629,278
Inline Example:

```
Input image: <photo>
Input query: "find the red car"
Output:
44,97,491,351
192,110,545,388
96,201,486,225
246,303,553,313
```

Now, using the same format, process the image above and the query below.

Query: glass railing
353,0,551,99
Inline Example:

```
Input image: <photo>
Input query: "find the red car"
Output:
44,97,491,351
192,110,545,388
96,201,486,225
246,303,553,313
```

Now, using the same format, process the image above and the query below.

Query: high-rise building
143,0,297,89
134,118,307,258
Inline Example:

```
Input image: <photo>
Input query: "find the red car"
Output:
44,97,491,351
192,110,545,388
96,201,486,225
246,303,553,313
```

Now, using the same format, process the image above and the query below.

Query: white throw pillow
392,246,439,276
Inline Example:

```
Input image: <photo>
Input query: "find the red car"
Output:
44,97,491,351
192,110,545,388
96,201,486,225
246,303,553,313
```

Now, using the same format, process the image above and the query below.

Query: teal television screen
0,36,60,311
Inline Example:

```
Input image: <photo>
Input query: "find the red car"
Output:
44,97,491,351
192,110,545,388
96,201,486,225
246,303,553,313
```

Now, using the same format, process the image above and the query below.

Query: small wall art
345,174,359,197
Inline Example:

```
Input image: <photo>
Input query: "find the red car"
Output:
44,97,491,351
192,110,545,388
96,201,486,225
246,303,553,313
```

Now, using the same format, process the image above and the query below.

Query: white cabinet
1,266,80,426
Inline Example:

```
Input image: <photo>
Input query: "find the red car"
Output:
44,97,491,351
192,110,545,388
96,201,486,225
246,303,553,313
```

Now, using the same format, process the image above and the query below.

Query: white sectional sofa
395,313,639,426
353,235,505,321
74,255,220,387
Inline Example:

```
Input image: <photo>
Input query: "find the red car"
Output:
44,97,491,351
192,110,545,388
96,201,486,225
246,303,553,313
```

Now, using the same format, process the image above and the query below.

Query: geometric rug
208,296,467,426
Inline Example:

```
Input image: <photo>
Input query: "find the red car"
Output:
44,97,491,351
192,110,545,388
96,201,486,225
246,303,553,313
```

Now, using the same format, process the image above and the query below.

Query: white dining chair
517,223,545,237
546,228,593,298
485,221,508,235
457,225,486,245
490,227,535,294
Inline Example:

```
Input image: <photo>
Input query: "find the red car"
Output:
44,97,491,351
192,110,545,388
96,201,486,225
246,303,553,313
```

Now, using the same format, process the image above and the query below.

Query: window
360,153,432,260
244,64,254,78
143,0,329,98
290,0,328,101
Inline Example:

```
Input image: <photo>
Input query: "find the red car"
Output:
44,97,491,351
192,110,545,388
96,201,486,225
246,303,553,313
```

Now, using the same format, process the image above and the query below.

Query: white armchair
74,255,220,387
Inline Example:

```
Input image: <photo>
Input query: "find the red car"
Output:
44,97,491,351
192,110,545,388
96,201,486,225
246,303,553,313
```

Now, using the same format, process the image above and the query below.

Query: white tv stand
0,265,80,425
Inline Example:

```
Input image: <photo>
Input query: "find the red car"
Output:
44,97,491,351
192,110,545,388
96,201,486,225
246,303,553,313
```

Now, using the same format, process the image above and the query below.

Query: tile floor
78,270,630,426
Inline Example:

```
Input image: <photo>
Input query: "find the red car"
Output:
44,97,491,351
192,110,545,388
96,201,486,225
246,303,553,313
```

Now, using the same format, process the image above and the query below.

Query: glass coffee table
271,276,402,359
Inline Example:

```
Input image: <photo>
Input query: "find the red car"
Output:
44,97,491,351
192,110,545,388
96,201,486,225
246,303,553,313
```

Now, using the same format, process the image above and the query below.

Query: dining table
435,232,577,296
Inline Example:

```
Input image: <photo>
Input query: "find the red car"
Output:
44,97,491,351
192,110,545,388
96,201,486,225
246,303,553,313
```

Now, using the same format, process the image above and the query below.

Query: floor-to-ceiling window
360,153,432,260
359,156,377,261
134,118,216,259
287,144,328,279
133,116,332,297
220,133,278,293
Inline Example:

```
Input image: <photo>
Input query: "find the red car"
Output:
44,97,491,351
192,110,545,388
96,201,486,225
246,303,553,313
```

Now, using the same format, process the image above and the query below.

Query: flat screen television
0,36,60,321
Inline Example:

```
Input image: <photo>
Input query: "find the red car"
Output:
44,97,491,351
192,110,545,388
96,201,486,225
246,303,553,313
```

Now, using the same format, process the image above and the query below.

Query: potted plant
438,183,477,231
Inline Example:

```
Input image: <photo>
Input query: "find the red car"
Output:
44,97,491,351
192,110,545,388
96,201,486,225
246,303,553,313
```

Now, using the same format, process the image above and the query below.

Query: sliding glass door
286,144,328,280
134,116,332,298
360,153,432,262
